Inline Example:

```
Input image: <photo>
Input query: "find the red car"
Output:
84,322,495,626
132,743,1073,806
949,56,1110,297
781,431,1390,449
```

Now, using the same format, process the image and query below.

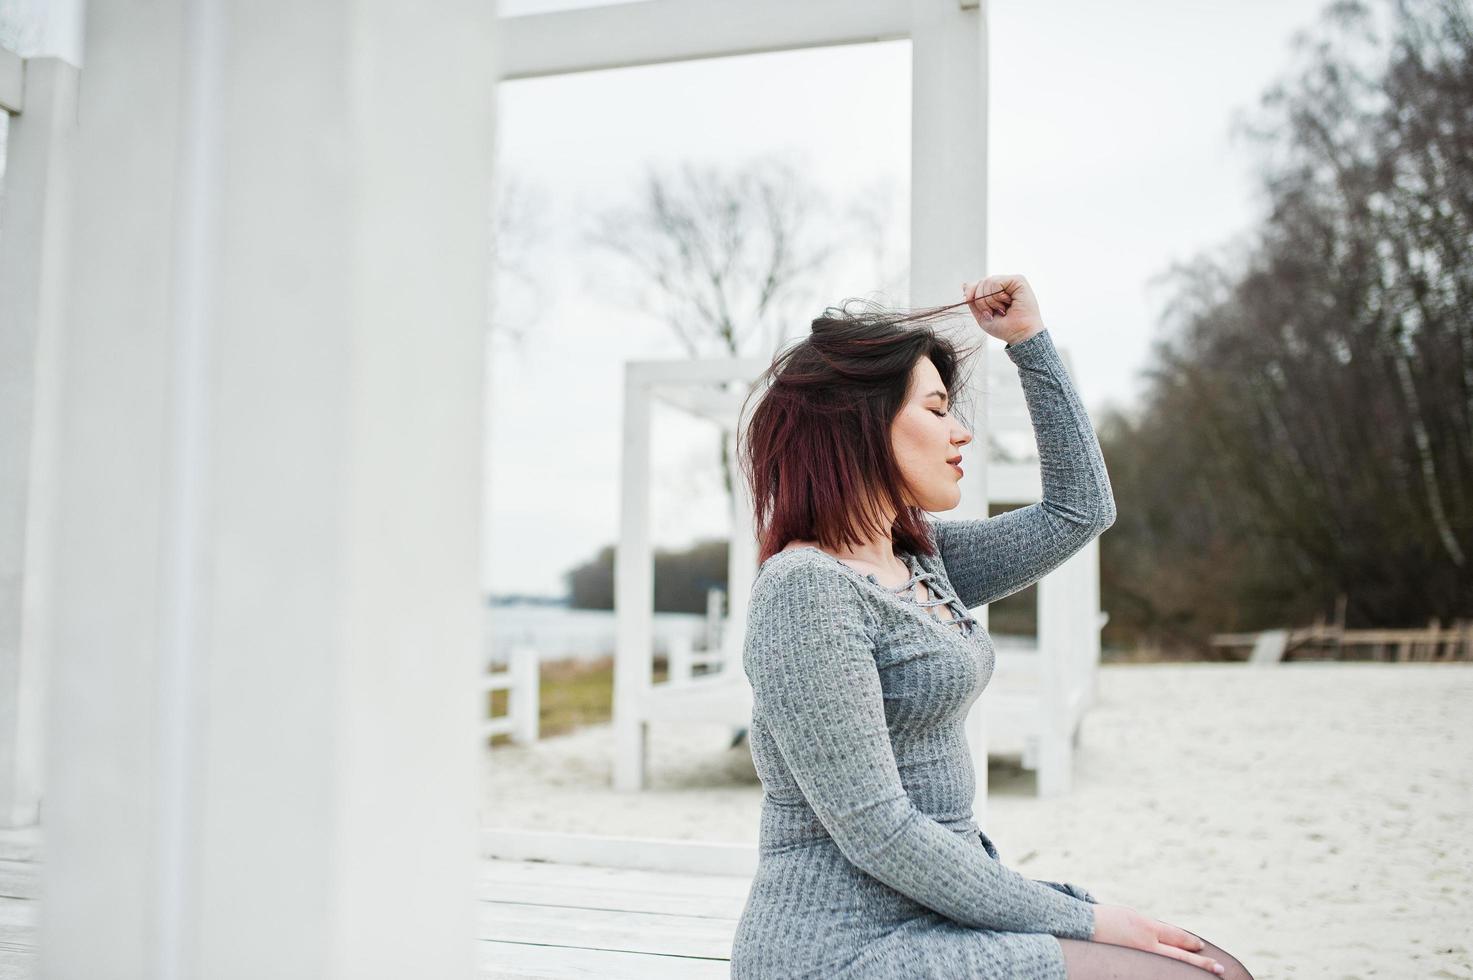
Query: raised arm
744,556,1096,939
933,327,1116,609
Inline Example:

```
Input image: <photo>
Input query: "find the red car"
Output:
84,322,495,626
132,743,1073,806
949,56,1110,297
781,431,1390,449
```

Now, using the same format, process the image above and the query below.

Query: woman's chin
922,488,965,512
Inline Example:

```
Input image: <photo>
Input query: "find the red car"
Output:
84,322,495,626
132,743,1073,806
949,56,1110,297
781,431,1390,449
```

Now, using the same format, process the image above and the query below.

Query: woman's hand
1090,904,1226,975
961,274,1045,347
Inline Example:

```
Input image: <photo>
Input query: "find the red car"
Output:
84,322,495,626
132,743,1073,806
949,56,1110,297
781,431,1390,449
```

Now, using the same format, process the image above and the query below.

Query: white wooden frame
613,357,767,791
975,344,1106,798
500,0,993,809
482,645,541,744
0,53,79,830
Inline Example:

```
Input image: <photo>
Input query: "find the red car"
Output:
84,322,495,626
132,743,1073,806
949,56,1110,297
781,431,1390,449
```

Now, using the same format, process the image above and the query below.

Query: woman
729,276,1254,979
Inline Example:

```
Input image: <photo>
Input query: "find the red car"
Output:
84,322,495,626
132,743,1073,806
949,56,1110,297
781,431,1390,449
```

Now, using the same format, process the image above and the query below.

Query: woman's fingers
961,280,991,323
1153,942,1225,975
1153,920,1221,974
980,276,1010,317
1157,920,1206,952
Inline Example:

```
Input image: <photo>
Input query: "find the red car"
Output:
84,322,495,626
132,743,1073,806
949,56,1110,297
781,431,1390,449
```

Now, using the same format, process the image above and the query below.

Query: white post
725,421,758,668
912,0,991,825
510,646,540,745
704,586,723,662
613,368,654,791
668,633,694,688
1036,569,1073,797
0,56,78,829
39,2,496,977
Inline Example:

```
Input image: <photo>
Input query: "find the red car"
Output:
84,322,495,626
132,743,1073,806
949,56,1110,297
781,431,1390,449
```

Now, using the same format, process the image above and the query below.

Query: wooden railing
1211,617,1473,662
483,646,540,743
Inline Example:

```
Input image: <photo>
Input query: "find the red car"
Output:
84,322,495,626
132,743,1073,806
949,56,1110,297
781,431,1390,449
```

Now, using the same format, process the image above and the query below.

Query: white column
1036,567,1073,797
912,0,992,823
0,56,79,829
613,367,654,791
725,411,757,666
39,1,496,977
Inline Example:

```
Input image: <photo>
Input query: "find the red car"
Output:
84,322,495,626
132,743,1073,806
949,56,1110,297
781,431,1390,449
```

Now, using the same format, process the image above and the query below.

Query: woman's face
891,356,973,512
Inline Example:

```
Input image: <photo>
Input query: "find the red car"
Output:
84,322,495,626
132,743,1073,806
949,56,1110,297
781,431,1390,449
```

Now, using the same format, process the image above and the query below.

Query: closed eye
930,409,949,418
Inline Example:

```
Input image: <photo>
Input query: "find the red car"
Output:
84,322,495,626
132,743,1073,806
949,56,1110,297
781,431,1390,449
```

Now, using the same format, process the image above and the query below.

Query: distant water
482,600,1040,667
482,602,713,667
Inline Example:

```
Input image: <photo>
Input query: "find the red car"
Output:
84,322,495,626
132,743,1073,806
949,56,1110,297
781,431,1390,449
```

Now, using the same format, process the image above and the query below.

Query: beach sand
481,662,1473,978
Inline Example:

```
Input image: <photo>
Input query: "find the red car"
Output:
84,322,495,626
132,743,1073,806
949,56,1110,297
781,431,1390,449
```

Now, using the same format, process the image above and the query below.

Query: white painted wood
0,860,38,901
0,828,39,863
988,461,1044,501
482,648,539,740
982,340,1106,798
0,46,22,113
479,900,735,960
0,57,78,831
511,645,540,744
614,358,771,790
667,633,694,686
478,876,744,919
613,366,655,792
0,843,756,979
496,0,913,81
480,940,730,980
1250,629,1290,665
39,3,496,977
484,857,752,900
482,827,759,877
907,0,994,825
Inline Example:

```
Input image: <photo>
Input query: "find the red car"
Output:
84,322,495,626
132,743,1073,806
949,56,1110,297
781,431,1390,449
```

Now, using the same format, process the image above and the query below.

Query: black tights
1058,929,1255,980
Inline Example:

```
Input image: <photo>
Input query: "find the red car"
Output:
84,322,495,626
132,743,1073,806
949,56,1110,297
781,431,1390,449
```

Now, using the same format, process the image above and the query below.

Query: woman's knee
1057,936,1254,980
1185,933,1254,980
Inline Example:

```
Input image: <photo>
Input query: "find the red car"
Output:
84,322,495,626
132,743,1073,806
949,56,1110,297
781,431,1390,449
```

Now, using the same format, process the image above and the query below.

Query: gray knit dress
730,328,1117,979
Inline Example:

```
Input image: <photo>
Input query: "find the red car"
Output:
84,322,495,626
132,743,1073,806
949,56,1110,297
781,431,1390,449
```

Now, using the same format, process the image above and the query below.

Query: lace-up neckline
874,553,977,637
773,547,977,637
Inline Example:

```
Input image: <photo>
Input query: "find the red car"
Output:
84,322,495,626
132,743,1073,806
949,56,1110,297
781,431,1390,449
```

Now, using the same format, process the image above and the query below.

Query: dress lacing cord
867,563,978,637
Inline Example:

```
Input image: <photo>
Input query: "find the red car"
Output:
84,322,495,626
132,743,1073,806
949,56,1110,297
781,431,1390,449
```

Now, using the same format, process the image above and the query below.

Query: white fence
482,645,540,744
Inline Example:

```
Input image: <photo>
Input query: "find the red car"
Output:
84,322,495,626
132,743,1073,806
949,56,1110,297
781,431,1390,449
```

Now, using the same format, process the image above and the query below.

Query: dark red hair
737,296,983,567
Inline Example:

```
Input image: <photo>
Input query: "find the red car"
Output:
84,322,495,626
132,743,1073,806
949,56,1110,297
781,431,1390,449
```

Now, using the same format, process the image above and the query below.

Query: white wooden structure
483,646,541,744
0,50,77,833
610,344,1109,806
613,356,766,791
0,0,498,975
976,344,1107,797
0,824,755,979
0,0,1093,974
571,0,994,804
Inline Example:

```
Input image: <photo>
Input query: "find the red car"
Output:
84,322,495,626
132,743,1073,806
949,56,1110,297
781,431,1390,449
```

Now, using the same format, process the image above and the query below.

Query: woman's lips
950,463,963,477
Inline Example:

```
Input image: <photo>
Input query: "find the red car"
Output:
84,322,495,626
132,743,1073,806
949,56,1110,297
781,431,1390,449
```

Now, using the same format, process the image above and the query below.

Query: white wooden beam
39,2,495,977
496,0,912,80
0,58,77,830
0,47,22,113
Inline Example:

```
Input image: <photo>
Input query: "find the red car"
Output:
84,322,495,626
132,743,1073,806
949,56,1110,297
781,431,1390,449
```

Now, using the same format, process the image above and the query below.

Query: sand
481,662,1473,979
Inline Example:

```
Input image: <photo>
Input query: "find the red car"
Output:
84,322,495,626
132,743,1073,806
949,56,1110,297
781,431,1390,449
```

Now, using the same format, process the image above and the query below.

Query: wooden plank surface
479,901,735,959
0,848,745,978
480,939,730,979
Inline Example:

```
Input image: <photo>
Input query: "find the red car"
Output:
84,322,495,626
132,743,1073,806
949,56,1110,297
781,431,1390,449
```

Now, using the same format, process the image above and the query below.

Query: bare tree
585,152,905,504
488,167,553,356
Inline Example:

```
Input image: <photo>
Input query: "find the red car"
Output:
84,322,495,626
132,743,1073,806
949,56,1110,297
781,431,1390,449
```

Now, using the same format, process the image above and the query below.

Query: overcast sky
484,0,1334,597
5,0,1336,599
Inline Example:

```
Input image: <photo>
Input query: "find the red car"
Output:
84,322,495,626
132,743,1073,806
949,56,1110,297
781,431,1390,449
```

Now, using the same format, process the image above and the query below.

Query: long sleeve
743,556,1097,939
934,327,1117,609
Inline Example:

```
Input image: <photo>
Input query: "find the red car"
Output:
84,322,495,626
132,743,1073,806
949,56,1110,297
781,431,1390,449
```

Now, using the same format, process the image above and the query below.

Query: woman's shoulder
751,547,868,613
